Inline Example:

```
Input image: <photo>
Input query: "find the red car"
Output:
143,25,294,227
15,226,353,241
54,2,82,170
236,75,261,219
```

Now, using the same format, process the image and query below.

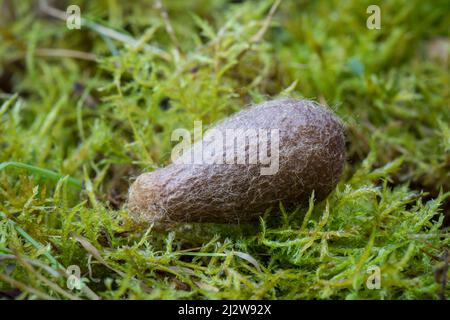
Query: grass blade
0,161,82,189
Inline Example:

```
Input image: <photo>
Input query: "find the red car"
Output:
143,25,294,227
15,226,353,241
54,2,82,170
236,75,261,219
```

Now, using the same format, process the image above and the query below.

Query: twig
0,254,59,277
35,48,97,61
71,233,151,293
0,213,100,300
154,0,181,51
0,273,55,300
15,254,82,300
435,248,449,300
236,0,282,61
38,0,171,60
250,0,282,44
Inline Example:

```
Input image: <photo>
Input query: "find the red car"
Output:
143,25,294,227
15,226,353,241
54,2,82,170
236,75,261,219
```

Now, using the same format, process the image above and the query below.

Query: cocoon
128,99,345,223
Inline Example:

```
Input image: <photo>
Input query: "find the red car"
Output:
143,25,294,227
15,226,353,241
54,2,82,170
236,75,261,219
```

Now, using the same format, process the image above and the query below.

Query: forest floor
0,0,449,299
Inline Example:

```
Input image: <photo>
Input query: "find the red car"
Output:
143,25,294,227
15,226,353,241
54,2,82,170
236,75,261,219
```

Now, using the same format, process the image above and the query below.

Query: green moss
0,0,449,299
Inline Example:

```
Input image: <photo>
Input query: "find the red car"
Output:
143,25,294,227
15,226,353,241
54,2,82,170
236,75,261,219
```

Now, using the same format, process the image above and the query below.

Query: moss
0,0,449,299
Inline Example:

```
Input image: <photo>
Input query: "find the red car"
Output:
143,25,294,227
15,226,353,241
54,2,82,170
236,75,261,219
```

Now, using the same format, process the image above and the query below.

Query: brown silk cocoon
128,99,346,223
